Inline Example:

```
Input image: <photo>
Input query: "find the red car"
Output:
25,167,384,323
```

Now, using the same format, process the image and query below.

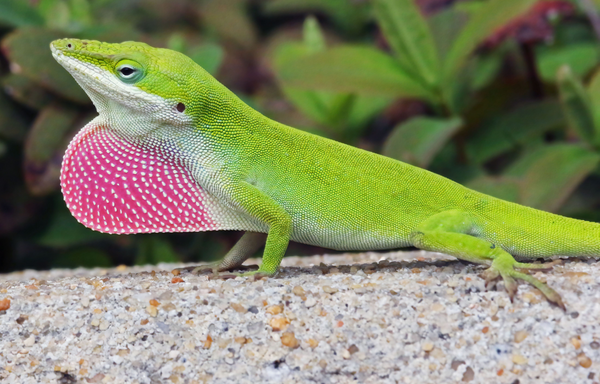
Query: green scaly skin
51,39,600,310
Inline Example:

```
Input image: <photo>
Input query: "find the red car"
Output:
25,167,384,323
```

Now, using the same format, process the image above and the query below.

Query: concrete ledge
1,251,599,383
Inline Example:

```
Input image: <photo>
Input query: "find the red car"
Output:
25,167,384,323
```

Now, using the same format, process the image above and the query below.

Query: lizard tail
477,197,600,259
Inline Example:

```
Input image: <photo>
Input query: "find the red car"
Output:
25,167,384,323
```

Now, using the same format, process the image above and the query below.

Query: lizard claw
502,274,518,303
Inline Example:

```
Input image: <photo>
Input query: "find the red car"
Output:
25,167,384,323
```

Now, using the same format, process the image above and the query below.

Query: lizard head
51,38,202,136
50,39,233,234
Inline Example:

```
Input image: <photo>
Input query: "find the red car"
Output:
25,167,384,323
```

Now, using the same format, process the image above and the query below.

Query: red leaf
484,1,574,47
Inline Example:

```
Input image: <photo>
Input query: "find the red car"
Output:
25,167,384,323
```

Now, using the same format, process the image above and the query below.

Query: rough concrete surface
1,250,600,384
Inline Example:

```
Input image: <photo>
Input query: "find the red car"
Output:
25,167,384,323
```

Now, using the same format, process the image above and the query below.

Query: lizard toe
490,255,566,311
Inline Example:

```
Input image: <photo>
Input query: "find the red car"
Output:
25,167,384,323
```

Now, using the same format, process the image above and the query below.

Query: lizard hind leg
409,210,565,310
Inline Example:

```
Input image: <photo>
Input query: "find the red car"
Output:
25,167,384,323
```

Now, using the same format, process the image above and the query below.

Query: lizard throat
60,119,221,234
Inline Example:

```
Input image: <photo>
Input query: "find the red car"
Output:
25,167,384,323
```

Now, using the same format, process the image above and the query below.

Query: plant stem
520,42,544,99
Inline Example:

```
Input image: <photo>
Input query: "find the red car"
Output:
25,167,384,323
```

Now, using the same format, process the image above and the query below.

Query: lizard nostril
176,102,185,113
67,43,72,48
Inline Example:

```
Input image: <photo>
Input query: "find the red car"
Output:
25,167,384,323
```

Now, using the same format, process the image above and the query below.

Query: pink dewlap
60,122,217,234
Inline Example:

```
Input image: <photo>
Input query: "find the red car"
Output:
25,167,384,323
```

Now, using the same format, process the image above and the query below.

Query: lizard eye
119,66,135,76
115,60,144,84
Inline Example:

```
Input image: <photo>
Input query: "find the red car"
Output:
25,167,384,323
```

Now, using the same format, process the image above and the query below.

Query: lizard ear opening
176,102,185,113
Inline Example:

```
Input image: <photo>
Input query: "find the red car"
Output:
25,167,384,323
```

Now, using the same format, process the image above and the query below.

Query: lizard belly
279,191,416,251
288,222,412,251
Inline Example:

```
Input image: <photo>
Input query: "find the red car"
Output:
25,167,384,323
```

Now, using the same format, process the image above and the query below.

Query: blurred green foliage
1,0,600,272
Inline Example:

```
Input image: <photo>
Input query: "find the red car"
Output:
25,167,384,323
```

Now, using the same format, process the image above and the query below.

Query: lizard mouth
51,42,115,109
50,42,73,70
51,41,166,120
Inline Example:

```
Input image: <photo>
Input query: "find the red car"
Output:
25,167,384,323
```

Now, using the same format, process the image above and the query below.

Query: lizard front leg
216,231,268,271
226,181,292,277
177,231,267,275
410,210,565,310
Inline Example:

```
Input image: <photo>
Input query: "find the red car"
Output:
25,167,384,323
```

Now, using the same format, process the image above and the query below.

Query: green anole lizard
51,39,599,310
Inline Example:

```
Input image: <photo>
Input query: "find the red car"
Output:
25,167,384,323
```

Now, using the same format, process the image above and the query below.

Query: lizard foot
208,269,274,281
175,262,220,276
175,263,259,277
207,269,267,281
481,254,565,311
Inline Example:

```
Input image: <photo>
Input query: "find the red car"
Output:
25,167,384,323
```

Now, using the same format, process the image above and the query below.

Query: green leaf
271,17,393,140
201,0,257,48
537,43,600,83
373,0,440,88
189,43,224,75
273,42,335,125
273,42,392,132
273,18,333,126
3,73,54,110
135,236,180,265
344,95,392,138
465,176,521,203
558,176,600,219
322,94,355,127
557,65,596,146
36,0,92,32
505,144,600,211
587,67,600,132
467,100,565,164
68,0,93,28
167,33,186,53
429,142,484,183
303,15,326,54
262,0,371,36
382,116,462,168
466,145,600,211
454,1,486,14
471,51,503,91
24,104,82,195
277,45,431,99
443,0,537,83
0,0,44,27
0,90,29,142
281,89,331,125
428,8,469,62
34,196,109,247
79,24,142,43
39,0,71,31
1,28,90,104
167,34,224,75
271,20,328,125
